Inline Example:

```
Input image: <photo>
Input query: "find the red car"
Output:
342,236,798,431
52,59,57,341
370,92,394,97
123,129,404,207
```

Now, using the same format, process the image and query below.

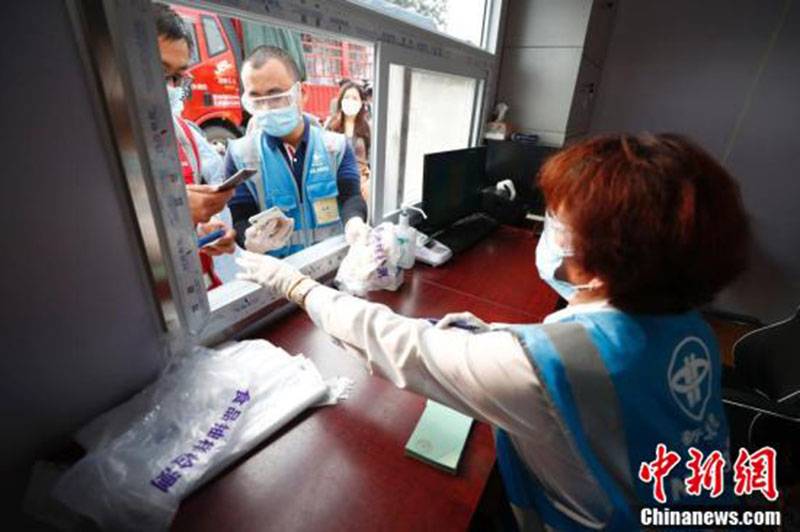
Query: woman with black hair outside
326,82,372,203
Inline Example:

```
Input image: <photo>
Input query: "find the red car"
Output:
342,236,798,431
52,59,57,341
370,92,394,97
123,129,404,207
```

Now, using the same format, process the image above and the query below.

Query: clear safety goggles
241,83,300,115
165,72,194,100
543,211,575,256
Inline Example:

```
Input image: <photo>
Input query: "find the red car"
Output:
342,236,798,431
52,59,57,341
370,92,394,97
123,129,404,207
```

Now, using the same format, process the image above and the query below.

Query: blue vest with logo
229,122,345,257
498,309,734,531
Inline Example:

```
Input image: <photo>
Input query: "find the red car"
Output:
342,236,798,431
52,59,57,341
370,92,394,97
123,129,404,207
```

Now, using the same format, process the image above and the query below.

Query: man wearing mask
225,46,368,258
152,4,236,288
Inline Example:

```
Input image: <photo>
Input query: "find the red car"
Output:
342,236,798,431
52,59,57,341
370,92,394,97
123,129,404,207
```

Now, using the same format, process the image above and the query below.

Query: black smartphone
215,168,257,192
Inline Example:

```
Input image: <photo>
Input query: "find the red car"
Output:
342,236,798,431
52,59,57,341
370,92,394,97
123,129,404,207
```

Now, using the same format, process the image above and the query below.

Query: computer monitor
485,140,556,212
422,146,487,230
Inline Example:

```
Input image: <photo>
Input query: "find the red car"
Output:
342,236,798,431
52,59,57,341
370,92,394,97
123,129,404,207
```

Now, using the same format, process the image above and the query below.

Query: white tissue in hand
245,207,294,253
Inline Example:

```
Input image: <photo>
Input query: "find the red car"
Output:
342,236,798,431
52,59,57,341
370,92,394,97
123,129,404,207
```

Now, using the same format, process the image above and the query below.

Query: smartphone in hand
198,229,226,247
214,168,257,192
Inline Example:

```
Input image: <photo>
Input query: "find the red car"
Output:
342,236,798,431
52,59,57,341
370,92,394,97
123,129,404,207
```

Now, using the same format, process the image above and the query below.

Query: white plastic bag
335,222,404,296
53,340,329,531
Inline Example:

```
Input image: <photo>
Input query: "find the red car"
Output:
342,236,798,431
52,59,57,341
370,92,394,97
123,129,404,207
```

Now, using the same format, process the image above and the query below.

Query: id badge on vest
312,197,340,225
307,145,341,225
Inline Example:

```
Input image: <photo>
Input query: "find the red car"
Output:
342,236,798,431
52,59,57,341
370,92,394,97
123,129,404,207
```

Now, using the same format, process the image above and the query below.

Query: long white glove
245,208,294,253
235,250,318,306
344,217,370,246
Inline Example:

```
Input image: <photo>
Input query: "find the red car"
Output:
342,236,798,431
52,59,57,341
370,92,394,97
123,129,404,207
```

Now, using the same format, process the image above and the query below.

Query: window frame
346,0,502,54
71,0,500,352
181,16,201,66
201,15,228,58
371,42,488,222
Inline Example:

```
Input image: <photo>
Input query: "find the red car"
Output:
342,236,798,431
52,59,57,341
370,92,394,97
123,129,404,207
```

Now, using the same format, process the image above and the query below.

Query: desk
172,225,557,532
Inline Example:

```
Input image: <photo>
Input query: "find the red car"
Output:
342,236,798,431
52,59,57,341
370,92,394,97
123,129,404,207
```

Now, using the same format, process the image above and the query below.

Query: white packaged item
335,222,404,296
53,341,333,532
245,207,294,253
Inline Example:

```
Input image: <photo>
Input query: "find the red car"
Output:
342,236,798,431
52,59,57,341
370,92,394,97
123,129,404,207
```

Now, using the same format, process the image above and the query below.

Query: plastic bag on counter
335,222,404,296
53,340,331,532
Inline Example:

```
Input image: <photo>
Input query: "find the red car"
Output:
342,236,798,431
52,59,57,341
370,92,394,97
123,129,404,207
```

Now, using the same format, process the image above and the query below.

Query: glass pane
187,25,200,65
383,66,476,214
202,16,227,56
166,3,374,298
180,17,201,66
350,0,488,48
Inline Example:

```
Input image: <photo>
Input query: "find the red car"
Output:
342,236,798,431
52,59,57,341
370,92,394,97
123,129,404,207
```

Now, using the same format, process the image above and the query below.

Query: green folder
405,400,474,474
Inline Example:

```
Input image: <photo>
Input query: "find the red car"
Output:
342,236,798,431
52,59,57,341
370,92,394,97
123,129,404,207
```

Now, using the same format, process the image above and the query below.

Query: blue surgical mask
535,213,597,300
256,104,300,138
167,84,184,116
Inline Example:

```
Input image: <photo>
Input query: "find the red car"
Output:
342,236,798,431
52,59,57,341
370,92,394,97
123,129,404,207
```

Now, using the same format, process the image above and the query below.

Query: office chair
722,306,800,488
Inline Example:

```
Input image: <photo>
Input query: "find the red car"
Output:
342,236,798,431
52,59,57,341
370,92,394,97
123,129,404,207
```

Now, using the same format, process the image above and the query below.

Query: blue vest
229,123,345,257
498,310,734,531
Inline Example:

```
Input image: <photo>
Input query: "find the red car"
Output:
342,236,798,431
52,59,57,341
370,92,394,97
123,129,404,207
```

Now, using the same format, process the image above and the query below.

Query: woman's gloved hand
345,217,370,246
235,251,319,306
435,312,493,333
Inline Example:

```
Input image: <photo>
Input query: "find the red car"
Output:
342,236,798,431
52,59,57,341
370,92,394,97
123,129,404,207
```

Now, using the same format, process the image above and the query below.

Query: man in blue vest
225,46,368,258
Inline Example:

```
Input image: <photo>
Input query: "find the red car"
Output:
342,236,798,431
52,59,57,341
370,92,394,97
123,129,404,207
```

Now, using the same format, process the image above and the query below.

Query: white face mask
341,99,362,117
167,84,185,116
535,212,602,301
254,104,301,138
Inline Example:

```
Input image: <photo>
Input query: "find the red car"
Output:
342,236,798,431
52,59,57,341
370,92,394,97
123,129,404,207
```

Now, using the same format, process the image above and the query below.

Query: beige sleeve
304,285,551,436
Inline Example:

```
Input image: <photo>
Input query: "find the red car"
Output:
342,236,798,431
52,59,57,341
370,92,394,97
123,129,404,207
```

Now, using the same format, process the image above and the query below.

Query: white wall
1,1,166,521
590,0,800,322
496,0,593,145
496,0,617,145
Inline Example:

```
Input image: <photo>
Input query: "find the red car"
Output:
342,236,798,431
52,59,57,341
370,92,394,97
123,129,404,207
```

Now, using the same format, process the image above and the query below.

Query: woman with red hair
237,133,750,530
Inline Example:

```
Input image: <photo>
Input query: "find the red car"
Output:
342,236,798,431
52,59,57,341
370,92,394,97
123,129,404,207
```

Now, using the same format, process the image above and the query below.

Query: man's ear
299,82,309,108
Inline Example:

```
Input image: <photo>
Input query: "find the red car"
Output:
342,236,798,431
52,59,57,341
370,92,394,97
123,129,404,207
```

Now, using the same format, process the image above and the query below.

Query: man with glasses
226,46,368,258
152,4,236,288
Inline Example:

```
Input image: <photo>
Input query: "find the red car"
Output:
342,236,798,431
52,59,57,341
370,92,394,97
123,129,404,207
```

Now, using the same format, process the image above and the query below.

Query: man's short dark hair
151,3,193,51
244,46,302,82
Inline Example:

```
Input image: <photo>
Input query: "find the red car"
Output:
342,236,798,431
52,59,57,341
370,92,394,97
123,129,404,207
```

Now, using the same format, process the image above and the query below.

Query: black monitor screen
422,147,487,230
485,140,556,210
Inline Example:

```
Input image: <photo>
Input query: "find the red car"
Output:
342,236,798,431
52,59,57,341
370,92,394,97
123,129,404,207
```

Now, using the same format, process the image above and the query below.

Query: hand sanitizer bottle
397,205,426,269
397,207,414,269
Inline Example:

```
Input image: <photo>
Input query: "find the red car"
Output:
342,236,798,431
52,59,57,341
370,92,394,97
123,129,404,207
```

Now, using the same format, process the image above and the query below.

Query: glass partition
383,66,477,213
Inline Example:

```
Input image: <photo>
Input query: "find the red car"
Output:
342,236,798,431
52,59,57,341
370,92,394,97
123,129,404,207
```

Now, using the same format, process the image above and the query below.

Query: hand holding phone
214,168,257,192
198,229,225,247
197,219,237,256
186,184,235,224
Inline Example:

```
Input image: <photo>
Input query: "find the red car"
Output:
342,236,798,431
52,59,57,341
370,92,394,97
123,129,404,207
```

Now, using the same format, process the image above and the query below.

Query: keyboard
425,213,499,255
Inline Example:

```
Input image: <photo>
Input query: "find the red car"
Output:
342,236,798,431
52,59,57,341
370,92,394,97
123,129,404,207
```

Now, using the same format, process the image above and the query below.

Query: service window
77,0,497,345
